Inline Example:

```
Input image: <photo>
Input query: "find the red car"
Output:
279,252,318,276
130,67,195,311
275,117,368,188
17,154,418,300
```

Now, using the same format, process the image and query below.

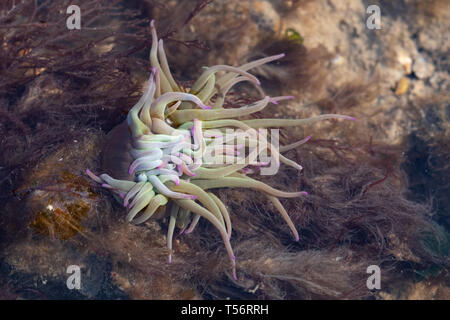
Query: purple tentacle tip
280,53,286,58
295,236,300,242
168,255,172,264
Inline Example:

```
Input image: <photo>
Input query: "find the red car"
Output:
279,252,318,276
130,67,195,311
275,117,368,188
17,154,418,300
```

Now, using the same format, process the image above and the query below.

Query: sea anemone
86,20,354,280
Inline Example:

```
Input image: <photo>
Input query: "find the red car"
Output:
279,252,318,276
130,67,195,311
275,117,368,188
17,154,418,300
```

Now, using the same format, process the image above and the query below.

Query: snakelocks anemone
86,21,354,280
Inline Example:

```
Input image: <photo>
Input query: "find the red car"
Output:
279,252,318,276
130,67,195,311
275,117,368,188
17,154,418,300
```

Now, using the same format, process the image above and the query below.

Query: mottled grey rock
413,55,436,79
